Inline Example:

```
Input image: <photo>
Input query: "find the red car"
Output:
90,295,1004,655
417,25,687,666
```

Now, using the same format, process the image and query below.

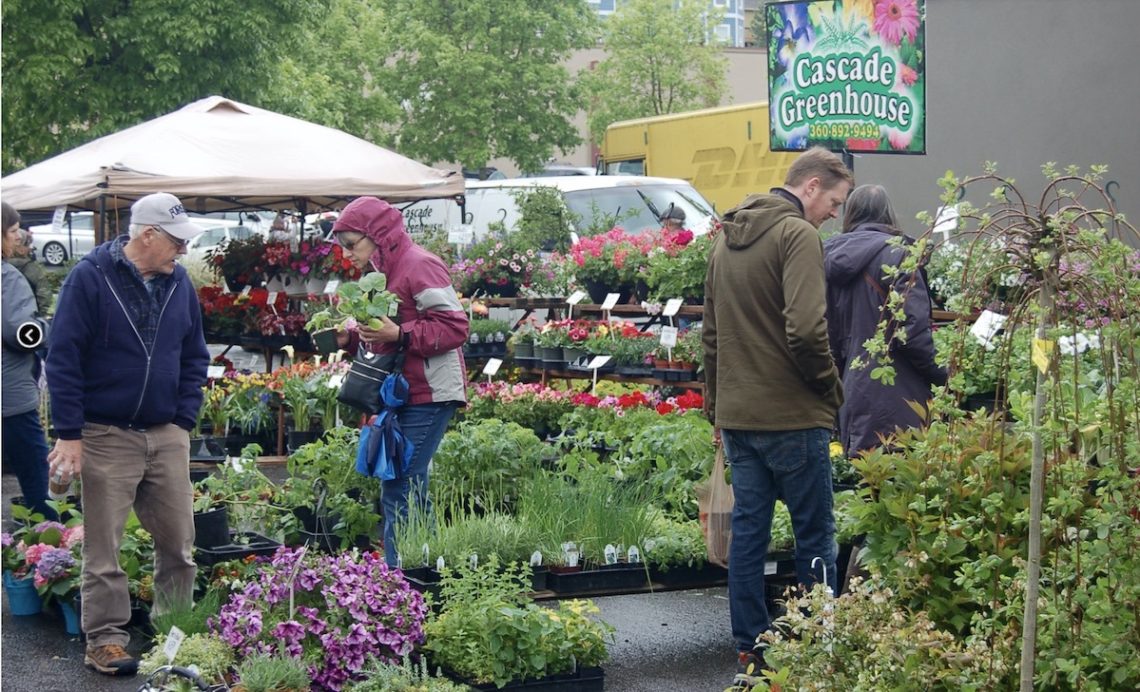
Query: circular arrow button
16,321,44,349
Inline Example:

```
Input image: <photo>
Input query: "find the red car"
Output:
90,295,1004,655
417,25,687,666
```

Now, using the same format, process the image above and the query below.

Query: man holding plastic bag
703,148,851,690
332,197,468,567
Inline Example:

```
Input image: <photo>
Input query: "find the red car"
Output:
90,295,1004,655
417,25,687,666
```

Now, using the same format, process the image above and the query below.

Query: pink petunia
873,0,920,46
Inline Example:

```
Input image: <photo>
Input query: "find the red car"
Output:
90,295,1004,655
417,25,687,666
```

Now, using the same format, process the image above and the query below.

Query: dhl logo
691,144,788,190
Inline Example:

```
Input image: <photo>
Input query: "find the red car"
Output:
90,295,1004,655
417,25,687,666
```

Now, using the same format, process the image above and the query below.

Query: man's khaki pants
79,423,196,647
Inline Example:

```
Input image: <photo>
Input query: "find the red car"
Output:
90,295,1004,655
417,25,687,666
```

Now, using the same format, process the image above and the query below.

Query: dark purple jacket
46,240,209,440
824,224,946,457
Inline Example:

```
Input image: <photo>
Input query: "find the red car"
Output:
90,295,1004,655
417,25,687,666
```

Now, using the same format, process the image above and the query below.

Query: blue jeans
722,427,836,653
380,402,459,567
2,409,57,520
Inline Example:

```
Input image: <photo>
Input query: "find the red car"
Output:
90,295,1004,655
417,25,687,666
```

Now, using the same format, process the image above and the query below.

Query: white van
398,175,718,246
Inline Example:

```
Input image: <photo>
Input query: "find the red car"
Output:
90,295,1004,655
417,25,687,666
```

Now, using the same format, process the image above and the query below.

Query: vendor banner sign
766,0,926,154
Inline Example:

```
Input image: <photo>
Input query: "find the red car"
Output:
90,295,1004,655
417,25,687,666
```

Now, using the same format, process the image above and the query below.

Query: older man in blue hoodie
46,193,209,677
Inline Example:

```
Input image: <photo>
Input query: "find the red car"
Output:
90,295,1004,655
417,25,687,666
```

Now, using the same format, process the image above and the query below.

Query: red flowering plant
566,228,658,291
644,230,709,303
198,286,246,338
258,240,294,279
209,235,267,290
292,240,360,281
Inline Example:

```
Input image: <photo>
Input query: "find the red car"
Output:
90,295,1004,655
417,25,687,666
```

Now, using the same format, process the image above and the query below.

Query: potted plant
1,501,83,620
344,655,470,691
232,653,311,692
208,235,267,291
465,318,511,358
139,632,234,690
449,235,539,298
643,230,708,304
424,558,612,689
271,363,322,449
304,272,401,336
507,318,539,361
213,547,428,690
566,228,657,304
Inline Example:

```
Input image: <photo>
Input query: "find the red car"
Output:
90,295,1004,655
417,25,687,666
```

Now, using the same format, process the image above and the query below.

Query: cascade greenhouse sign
766,0,926,154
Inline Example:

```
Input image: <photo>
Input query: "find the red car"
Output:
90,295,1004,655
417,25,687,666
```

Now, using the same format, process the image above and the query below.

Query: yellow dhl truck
599,102,796,214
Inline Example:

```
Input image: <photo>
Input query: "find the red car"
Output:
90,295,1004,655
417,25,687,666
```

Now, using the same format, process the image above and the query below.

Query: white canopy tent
0,96,463,214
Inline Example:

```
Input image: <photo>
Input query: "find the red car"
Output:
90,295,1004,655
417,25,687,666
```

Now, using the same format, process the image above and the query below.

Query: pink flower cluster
471,382,576,404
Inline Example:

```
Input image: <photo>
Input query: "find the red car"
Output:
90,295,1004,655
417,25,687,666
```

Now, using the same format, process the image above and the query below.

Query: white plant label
327,374,344,388
970,309,1007,350
530,550,543,567
567,290,587,305
422,544,431,566
164,626,186,664
764,561,777,576
206,365,225,379
267,291,279,305
586,355,611,370
469,554,479,571
604,544,618,565
659,326,679,348
240,286,252,298
628,545,641,563
436,556,446,571
324,279,340,295
663,298,684,317
482,358,503,376
601,293,621,310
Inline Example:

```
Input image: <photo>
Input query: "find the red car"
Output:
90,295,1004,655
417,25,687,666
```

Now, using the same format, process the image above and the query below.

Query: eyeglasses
154,226,188,250
337,234,366,252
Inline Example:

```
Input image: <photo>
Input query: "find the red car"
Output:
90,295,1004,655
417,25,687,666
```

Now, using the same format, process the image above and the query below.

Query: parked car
29,213,258,266
30,212,95,266
399,175,718,247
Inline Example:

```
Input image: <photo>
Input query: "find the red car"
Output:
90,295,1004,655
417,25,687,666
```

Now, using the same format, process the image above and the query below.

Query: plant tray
648,562,727,589
449,666,604,691
545,563,650,596
193,532,281,567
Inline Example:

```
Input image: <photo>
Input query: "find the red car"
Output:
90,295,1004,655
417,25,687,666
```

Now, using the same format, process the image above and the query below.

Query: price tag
663,298,684,317
970,309,1006,350
206,365,225,379
601,293,621,310
567,290,587,305
240,286,252,297
327,373,344,388
659,326,679,348
324,279,340,295
586,355,611,370
447,226,474,244
482,358,503,376
164,626,186,664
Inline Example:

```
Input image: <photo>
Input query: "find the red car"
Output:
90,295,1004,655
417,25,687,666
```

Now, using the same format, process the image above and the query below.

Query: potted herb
425,559,612,689
139,632,234,689
232,653,311,692
345,655,470,691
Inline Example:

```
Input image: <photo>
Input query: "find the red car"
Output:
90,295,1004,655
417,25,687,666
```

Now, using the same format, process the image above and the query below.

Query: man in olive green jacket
703,147,852,689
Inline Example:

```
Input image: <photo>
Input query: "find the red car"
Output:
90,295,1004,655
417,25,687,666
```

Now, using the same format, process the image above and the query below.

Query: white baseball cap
130,192,203,240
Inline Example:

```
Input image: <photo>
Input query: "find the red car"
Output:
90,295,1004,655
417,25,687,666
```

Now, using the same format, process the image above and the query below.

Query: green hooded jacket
702,192,842,431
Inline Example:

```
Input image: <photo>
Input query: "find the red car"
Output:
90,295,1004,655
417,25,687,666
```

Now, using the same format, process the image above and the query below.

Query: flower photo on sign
766,0,926,153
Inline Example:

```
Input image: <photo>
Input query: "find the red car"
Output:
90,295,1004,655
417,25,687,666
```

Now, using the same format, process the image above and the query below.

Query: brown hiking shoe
84,643,138,676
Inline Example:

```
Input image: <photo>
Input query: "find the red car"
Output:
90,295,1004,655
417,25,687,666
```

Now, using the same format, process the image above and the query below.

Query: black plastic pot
545,563,649,597
194,531,282,567
192,506,229,549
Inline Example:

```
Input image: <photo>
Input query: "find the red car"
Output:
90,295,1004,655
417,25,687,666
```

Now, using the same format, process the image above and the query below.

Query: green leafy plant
467,317,512,343
643,231,710,303
511,185,579,253
424,558,613,688
431,419,548,514
643,513,706,570
344,654,470,692
139,632,234,688
305,272,400,332
754,581,1000,690
232,653,311,692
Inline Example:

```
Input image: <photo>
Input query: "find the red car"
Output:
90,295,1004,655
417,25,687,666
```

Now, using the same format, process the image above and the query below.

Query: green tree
581,0,728,144
258,0,398,147
1,0,326,173
383,0,598,173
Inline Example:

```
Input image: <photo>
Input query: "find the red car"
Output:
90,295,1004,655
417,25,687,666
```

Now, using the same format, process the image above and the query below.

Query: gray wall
853,0,1140,234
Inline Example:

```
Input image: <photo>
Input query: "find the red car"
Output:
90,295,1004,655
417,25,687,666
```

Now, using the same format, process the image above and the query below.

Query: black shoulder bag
336,347,405,415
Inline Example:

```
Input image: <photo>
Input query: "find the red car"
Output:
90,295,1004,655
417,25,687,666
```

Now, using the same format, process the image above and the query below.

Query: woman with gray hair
823,184,946,458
